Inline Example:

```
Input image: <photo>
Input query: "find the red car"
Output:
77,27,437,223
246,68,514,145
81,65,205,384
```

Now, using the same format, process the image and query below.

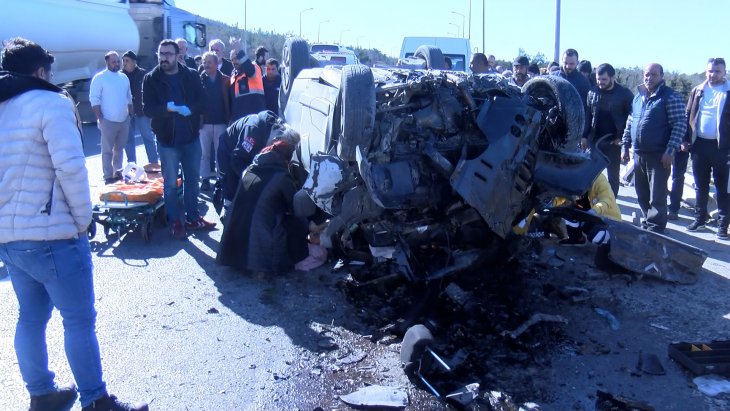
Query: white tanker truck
0,0,208,121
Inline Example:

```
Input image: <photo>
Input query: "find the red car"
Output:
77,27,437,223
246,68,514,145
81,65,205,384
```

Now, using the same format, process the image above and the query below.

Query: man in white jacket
90,51,133,184
0,38,146,411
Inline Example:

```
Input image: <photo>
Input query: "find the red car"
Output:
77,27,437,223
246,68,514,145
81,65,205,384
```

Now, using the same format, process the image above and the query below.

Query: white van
400,37,471,72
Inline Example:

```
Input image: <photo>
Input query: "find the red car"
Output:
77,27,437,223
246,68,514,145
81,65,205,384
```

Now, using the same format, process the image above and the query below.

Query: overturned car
279,37,607,280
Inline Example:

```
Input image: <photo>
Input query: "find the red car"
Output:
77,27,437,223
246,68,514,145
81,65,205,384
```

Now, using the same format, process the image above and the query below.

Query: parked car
278,37,607,280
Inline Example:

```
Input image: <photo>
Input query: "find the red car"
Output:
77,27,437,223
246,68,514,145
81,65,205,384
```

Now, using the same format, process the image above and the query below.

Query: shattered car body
279,37,607,280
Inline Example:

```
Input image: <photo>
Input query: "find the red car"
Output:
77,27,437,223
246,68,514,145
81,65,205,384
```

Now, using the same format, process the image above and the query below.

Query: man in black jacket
584,63,634,196
143,39,214,239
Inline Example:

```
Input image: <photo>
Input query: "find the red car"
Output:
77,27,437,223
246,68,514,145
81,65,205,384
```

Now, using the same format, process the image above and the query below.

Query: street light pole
299,7,313,38
318,20,329,43
482,0,485,52
451,11,465,38
468,0,471,40
554,0,561,63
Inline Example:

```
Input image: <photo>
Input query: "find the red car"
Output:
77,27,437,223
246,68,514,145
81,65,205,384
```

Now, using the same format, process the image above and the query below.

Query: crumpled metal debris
340,385,409,409
445,382,480,406
502,313,568,339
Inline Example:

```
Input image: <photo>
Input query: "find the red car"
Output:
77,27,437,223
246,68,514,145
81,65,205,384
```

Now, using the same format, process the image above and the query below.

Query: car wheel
413,45,447,70
521,76,585,151
279,37,309,115
337,64,375,161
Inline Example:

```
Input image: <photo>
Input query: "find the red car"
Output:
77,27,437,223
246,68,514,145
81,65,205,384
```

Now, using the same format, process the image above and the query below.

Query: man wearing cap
122,50,158,166
510,56,530,87
229,49,266,122
89,51,133,184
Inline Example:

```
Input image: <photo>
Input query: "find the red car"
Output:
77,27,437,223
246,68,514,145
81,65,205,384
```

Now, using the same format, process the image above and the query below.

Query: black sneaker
667,211,678,221
29,383,77,411
718,228,729,240
686,220,706,232
81,394,148,411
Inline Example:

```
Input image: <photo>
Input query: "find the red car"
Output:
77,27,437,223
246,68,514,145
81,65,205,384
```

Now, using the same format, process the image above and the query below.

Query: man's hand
661,153,674,169
621,147,631,164
580,137,589,151
229,36,242,52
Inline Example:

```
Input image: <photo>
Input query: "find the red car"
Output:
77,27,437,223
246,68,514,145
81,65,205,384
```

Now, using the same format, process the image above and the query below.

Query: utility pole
554,0,561,63
468,0,472,40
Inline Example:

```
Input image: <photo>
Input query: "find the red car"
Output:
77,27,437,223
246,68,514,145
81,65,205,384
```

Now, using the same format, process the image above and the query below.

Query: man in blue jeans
122,50,158,165
0,38,146,411
143,39,215,239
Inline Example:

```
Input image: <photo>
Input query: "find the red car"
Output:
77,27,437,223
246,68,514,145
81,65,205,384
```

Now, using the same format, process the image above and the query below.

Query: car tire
337,64,375,161
521,76,585,151
279,37,310,116
413,45,447,70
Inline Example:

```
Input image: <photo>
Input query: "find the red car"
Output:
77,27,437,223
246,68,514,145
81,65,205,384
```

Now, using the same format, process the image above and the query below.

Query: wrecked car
279,37,607,280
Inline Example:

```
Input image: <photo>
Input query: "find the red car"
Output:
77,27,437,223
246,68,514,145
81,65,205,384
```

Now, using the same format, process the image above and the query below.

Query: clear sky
175,0,726,75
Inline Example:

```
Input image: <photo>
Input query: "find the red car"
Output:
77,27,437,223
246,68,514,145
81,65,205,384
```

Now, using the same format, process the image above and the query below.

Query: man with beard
684,57,730,239
143,39,214,239
558,48,590,106
207,38,234,76
89,51,132,184
622,63,687,233
510,56,530,87
254,46,268,73
584,63,634,197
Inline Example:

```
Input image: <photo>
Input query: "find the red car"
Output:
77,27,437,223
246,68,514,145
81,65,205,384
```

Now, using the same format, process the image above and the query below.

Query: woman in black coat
216,138,308,274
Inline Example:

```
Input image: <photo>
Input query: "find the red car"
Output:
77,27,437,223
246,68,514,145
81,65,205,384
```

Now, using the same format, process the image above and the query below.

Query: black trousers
669,150,689,213
691,138,729,227
634,151,670,230
598,141,622,198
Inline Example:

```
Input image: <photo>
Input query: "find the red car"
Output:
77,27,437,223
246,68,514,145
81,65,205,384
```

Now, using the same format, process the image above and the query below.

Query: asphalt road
0,126,729,410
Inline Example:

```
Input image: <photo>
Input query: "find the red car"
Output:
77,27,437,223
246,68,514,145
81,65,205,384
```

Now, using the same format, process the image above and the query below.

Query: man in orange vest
229,49,266,122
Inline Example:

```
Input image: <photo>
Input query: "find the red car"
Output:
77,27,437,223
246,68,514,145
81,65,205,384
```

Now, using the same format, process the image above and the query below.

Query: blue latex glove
166,101,179,112
177,105,192,117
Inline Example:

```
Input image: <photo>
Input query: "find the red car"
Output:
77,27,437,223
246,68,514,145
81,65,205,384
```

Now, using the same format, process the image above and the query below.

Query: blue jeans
159,140,202,223
125,115,159,164
0,236,106,407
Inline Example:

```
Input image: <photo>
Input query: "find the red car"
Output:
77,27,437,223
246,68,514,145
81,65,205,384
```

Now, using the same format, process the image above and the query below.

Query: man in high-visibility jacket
229,49,266,122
